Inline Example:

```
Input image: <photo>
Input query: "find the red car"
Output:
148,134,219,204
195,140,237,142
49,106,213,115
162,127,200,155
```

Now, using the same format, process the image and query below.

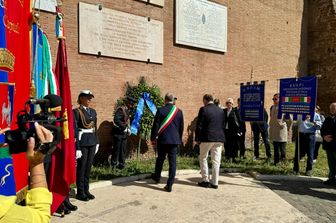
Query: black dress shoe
64,199,78,211
164,185,172,192
209,183,218,189
117,164,125,170
86,191,95,200
151,173,160,184
197,181,209,188
323,178,336,186
56,204,71,217
76,193,89,201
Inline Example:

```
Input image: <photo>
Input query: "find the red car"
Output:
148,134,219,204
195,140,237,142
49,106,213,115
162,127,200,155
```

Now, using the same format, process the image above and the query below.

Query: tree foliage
116,76,164,140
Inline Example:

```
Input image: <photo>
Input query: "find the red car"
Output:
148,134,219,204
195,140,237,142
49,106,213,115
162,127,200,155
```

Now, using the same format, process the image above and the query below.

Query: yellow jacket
0,188,52,223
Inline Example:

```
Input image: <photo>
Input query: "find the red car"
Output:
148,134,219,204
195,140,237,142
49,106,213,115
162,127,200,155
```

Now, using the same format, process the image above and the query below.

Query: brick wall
308,0,336,114
38,0,306,149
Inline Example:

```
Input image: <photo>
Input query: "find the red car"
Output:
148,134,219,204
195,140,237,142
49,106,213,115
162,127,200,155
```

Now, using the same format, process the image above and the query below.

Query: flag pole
137,136,141,169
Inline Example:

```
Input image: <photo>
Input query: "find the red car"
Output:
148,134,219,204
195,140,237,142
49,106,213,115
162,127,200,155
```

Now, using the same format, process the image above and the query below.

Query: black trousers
273,141,286,164
76,145,96,195
314,141,322,160
112,134,127,168
253,129,271,158
153,144,177,186
293,133,315,172
224,130,239,159
238,132,246,157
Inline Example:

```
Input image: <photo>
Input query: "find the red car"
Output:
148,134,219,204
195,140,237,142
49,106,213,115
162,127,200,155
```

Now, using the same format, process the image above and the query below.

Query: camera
5,94,64,155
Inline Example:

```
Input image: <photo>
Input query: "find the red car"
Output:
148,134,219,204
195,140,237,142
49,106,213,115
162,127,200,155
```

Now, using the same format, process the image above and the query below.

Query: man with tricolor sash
150,93,184,192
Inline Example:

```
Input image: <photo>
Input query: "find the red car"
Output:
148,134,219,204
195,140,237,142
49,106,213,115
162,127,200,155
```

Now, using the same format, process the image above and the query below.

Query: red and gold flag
49,33,76,213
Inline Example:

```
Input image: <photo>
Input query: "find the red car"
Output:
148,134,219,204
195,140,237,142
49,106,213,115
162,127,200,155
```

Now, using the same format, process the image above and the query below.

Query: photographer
0,123,53,223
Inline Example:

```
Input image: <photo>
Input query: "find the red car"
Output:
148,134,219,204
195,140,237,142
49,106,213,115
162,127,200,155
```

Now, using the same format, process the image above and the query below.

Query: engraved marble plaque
33,0,57,13
79,2,163,63
138,0,164,7
175,0,227,52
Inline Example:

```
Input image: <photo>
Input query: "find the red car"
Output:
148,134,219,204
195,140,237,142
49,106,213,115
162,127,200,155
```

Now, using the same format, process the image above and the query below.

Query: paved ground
261,179,336,223
52,173,312,223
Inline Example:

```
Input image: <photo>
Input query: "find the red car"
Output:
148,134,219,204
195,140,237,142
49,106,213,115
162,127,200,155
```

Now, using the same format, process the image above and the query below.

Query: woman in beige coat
269,93,292,165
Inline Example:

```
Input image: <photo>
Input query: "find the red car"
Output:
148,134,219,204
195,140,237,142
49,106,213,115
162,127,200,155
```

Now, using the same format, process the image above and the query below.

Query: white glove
76,150,82,159
124,127,131,136
95,144,99,154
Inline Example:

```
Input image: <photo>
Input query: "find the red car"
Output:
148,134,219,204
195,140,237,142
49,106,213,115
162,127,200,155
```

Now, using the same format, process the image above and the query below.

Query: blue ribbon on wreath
130,92,157,135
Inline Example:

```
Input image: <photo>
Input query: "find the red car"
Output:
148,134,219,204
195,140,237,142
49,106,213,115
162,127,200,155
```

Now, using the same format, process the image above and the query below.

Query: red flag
5,0,31,192
49,38,76,213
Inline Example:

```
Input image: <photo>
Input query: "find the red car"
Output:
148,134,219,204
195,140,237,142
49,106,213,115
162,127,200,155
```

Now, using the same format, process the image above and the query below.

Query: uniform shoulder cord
77,107,94,129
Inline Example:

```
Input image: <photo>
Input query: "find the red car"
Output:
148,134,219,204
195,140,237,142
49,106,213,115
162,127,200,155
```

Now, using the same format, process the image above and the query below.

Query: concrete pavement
51,173,313,223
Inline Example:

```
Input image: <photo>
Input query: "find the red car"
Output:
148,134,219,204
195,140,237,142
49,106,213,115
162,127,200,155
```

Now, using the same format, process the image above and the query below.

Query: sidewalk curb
89,168,246,190
72,169,201,194
247,171,327,182
70,168,328,195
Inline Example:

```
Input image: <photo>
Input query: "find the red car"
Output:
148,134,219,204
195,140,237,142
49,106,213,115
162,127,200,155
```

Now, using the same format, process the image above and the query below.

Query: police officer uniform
73,90,99,201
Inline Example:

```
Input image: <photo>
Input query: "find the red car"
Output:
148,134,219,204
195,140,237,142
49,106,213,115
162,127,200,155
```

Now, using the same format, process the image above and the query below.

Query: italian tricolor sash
158,105,179,135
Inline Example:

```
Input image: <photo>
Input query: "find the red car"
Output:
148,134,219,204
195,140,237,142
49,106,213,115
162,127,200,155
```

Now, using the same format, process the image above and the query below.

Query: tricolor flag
282,96,311,103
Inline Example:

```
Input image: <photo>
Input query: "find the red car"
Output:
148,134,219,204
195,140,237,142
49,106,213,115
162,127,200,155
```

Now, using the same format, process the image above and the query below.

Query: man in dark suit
195,94,225,189
321,103,336,185
224,98,242,162
151,93,184,192
112,96,136,170
73,90,99,201
250,108,272,160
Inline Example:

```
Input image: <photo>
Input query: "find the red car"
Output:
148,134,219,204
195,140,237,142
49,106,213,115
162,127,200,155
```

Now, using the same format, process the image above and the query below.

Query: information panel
175,0,227,52
278,76,317,121
138,0,164,7
33,0,57,13
79,2,163,63
240,83,265,122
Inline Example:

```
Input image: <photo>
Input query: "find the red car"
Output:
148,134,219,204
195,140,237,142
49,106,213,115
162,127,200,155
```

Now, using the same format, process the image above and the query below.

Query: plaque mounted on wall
79,2,164,63
33,0,57,13
175,0,227,53
137,0,164,7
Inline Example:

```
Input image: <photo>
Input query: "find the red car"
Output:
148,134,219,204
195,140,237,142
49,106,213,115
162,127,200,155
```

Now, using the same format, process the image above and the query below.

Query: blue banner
130,93,157,135
32,24,44,99
278,76,317,121
240,83,265,121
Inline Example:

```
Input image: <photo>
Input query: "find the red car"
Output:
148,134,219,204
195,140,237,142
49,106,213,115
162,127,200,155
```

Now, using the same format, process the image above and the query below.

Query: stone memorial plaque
79,2,163,63
33,0,57,13
138,0,164,7
175,0,227,52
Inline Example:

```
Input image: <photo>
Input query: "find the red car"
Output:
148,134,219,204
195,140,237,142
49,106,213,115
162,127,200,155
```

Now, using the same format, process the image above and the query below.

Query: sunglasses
272,98,278,101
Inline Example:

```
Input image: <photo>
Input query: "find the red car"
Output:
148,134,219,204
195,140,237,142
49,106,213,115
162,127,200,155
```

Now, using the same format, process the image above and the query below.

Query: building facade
39,0,309,147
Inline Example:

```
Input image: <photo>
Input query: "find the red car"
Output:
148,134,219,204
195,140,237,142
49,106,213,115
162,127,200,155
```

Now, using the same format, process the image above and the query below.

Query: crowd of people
193,93,336,188
74,91,336,193
1,90,336,223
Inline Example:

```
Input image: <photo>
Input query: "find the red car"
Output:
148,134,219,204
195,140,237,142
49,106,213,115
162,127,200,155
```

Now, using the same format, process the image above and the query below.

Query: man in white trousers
195,94,226,189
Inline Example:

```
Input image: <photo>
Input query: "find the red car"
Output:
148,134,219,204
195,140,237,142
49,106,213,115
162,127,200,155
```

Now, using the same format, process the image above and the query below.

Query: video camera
5,94,64,155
